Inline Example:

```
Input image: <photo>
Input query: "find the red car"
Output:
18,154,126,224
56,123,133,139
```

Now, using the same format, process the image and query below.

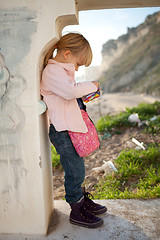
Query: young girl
40,33,107,228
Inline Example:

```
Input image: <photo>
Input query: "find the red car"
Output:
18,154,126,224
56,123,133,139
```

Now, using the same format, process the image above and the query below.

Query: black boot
82,187,107,215
69,197,103,228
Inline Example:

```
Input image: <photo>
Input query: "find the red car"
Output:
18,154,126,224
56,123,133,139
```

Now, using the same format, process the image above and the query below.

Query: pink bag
68,110,100,157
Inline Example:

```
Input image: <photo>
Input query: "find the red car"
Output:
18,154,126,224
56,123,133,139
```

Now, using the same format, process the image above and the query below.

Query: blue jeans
49,124,85,204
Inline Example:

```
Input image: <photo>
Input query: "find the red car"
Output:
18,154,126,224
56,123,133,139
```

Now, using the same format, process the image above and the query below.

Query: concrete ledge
1,199,160,240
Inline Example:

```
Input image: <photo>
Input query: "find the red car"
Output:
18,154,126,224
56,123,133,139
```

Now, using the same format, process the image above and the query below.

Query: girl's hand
92,81,99,89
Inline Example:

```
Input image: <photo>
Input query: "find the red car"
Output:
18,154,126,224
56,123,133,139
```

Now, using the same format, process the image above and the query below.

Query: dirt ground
52,93,160,200
52,126,160,200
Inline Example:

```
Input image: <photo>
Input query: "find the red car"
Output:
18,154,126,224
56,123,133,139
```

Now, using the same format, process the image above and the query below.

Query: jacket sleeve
41,64,98,100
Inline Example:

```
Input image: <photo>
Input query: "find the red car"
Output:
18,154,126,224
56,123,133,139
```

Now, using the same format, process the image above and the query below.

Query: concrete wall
0,0,78,235
77,0,160,10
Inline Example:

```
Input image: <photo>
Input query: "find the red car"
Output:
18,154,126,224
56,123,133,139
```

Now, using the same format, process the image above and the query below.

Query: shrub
96,101,160,135
51,145,60,168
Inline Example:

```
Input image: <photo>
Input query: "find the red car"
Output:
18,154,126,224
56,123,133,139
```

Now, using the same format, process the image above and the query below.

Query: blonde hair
44,33,92,67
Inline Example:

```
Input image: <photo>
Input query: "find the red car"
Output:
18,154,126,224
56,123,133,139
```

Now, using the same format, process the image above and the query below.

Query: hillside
99,11,160,96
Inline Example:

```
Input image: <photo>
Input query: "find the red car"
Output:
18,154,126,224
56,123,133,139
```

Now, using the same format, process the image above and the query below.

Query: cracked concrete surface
0,199,160,240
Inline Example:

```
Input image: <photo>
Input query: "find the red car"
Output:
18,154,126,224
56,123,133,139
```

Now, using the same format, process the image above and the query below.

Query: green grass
93,144,160,199
94,101,160,199
51,145,60,168
144,115,160,135
96,101,160,135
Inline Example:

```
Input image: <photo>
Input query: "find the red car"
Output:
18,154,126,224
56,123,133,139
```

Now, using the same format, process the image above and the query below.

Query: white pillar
0,0,78,234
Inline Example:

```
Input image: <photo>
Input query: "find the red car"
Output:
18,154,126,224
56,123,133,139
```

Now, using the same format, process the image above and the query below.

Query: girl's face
64,51,83,71
54,50,84,71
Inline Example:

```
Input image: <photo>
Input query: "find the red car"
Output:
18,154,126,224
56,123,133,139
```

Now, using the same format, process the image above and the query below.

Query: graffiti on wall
0,7,37,203
0,7,37,71
0,53,26,201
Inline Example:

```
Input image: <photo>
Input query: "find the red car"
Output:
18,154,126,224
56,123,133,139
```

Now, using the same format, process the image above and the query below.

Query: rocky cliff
99,11,160,96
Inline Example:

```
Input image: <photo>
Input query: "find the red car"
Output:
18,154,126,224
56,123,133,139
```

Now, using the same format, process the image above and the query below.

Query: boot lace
84,191,94,203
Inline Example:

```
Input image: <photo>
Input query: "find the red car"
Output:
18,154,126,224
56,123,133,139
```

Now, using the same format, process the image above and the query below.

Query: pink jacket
40,59,97,133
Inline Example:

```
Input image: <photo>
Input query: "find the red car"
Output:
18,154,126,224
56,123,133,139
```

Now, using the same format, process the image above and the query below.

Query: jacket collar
48,59,75,73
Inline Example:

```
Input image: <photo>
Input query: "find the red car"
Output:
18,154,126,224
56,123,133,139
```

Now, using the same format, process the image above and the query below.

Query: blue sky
63,7,160,68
